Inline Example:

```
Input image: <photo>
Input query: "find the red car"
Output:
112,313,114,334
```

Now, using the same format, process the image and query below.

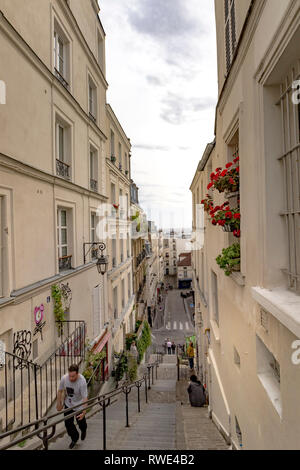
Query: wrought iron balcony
90,178,98,192
59,255,72,272
54,68,69,89
56,159,70,180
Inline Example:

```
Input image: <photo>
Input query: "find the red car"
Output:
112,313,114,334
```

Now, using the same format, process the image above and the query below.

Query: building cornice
0,152,108,202
106,104,132,149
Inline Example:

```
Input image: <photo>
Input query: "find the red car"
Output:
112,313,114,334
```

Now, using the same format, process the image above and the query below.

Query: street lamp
96,242,108,275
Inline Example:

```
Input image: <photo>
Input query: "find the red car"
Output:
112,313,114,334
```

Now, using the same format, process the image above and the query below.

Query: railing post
125,388,130,428
144,375,148,403
151,365,154,385
147,365,151,390
137,383,141,413
177,356,180,382
102,398,107,450
34,363,40,422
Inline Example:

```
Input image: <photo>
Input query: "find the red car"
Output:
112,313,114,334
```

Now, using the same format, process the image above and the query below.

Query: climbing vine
51,284,66,335
82,349,106,385
136,321,152,364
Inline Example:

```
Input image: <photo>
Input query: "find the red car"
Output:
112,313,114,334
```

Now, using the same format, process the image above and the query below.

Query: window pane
61,228,67,245
61,246,68,257
58,126,64,161
60,210,67,226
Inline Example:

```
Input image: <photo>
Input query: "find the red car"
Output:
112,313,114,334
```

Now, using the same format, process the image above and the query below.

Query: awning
92,330,110,353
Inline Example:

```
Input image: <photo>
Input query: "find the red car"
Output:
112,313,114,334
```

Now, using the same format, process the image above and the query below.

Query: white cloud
100,0,217,229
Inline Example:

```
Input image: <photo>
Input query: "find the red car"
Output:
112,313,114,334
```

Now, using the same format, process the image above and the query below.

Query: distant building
177,252,192,289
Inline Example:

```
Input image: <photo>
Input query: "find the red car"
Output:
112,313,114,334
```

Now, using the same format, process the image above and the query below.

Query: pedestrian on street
187,341,195,370
187,375,206,407
57,364,88,449
167,339,172,355
171,341,176,355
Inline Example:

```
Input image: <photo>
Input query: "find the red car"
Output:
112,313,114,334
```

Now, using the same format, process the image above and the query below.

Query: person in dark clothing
171,342,176,355
187,375,206,407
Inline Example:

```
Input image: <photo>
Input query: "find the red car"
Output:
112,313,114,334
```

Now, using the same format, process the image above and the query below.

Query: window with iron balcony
53,20,70,89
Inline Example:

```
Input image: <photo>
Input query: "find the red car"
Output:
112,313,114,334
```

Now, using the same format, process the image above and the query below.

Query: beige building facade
105,104,135,354
191,0,300,450
0,0,140,430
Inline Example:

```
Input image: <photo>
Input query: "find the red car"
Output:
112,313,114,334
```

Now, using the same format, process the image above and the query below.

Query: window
128,272,131,298
55,117,71,180
256,335,281,416
110,130,115,158
224,0,236,73
91,213,98,260
127,233,130,258
113,286,118,319
111,183,116,216
278,63,300,293
122,279,125,309
120,234,124,263
88,76,97,123
112,237,116,268
90,147,98,192
211,271,219,326
57,208,72,271
53,21,70,88
118,143,122,170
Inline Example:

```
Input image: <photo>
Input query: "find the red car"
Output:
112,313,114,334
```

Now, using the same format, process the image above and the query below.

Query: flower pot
231,263,240,272
222,224,234,233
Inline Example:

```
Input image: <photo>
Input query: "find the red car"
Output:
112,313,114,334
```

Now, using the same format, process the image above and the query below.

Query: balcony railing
59,255,72,272
90,178,98,192
54,68,69,89
56,159,70,180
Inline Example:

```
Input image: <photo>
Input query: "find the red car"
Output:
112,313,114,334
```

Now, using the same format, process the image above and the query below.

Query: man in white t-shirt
57,364,88,449
167,340,172,355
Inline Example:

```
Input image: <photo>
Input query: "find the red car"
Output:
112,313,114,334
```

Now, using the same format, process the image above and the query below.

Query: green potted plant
111,155,116,163
216,243,241,276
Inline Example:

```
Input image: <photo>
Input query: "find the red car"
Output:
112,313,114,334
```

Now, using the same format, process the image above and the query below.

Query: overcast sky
100,0,218,230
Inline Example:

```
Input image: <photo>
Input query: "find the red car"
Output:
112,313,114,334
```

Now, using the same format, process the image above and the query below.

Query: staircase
50,354,178,450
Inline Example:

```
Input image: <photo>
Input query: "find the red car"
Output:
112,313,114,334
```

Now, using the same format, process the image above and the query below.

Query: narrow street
49,286,228,451
153,279,194,347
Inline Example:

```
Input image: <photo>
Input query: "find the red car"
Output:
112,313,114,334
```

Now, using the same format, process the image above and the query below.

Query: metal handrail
0,359,161,451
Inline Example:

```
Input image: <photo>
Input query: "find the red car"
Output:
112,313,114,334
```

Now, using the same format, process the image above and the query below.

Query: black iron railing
0,321,85,434
90,178,98,192
0,359,160,451
59,255,72,271
56,159,70,179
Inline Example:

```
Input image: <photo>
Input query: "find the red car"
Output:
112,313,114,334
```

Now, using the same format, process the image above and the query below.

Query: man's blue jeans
188,358,194,369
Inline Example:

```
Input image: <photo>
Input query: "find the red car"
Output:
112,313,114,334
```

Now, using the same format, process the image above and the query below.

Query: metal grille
224,0,236,73
260,308,268,332
278,61,300,293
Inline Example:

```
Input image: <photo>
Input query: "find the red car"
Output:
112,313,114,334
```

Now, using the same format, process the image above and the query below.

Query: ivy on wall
136,321,152,364
51,284,66,335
